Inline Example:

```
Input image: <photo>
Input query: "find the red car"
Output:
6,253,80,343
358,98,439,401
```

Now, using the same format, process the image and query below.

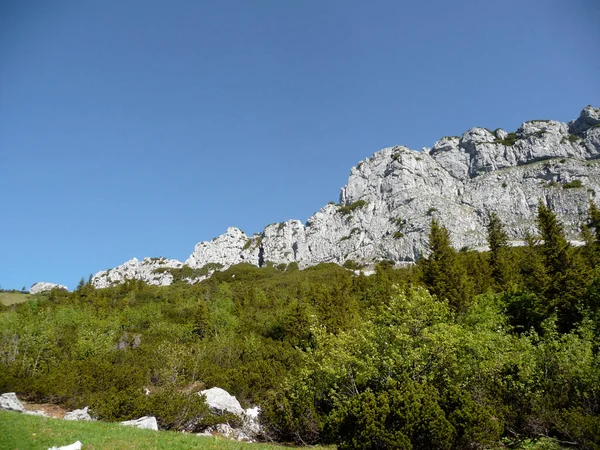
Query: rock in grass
0,392,24,412
47,441,82,450
64,406,92,421
120,416,159,430
24,410,49,417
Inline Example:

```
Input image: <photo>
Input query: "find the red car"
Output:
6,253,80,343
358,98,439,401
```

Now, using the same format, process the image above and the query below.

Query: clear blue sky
1,0,599,290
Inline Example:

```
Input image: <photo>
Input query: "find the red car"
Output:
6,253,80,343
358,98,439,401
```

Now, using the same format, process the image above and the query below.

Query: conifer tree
536,200,587,331
587,200,600,243
582,201,600,268
486,212,512,290
420,218,473,315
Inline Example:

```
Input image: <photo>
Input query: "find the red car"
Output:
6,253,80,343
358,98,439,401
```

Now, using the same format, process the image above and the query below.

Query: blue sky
1,0,599,290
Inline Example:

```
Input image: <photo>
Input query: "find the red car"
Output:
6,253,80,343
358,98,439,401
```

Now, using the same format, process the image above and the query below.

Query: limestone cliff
92,106,600,288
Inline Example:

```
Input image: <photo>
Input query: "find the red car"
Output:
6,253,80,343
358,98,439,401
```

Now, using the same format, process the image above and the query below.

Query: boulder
198,388,262,439
0,392,24,412
120,416,158,430
64,406,92,421
200,387,244,416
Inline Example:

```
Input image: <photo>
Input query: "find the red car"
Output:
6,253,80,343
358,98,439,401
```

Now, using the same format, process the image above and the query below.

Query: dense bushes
2,201,600,448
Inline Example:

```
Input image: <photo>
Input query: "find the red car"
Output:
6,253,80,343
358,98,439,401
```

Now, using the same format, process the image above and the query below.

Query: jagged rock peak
30,282,68,294
569,105,600,135
92,105,600,287
91,257,183,288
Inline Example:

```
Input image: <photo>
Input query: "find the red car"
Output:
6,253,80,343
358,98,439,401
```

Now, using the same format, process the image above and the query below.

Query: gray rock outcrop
92,257,183,288
120,416,159,430
199,423,253,441
92,105,600,286
0,392,24,412
64,406,92,421
30,282,68,294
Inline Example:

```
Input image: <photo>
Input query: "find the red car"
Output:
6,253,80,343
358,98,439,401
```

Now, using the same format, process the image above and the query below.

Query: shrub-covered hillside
1,201,600,449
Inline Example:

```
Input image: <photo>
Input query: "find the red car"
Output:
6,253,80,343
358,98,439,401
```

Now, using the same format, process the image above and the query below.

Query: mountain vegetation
2,201,600,449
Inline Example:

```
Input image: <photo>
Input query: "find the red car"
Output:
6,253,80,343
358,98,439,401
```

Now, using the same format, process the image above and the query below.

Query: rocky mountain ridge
91,105,600,289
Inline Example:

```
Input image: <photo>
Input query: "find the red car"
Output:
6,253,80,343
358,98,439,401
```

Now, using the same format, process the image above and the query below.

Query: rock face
92,105,600,286
30,282,68,294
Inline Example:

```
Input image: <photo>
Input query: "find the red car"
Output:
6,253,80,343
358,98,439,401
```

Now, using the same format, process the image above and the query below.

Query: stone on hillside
200,387,244,416
47,441,82,450
200,423,252,442
30,282,68,294
0,392,24,412
24,410,49,417
243,406,262,436
64,406,92,421
120,416,158,430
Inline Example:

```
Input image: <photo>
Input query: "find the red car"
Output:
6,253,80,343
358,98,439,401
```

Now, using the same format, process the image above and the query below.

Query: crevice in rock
258,244,264,268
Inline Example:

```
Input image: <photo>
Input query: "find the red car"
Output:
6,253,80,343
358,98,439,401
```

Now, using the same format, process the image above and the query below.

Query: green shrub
338,200,368,215
563,179,583,189
327,380,454,450
494,132,518,146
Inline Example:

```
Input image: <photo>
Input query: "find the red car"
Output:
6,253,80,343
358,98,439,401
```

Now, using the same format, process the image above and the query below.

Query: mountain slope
92,105,600,288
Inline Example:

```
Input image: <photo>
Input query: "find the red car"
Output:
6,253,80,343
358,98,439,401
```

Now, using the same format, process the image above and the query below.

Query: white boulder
200,387,244,416
120,416,158,430
0,392,24,412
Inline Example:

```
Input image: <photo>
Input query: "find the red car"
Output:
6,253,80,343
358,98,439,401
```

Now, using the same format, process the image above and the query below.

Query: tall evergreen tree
587,200,600,243
420,218,473,315
582,201,600,268
536,200,587,331
486,212,512,290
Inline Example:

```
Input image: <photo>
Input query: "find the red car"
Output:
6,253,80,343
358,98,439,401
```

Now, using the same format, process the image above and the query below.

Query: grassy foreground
0,410,323,450
0,291,30,306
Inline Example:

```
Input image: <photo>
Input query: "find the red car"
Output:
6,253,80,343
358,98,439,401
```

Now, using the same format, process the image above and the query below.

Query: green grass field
0,410,330,450
0,291,30,306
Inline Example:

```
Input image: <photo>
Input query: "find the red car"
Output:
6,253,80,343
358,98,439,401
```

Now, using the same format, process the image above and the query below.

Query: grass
0,291,30,306
0,410,324,450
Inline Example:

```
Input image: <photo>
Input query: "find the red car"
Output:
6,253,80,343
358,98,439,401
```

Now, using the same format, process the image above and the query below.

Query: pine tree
536,200,570,278
587,200,600,243
486,212,512,290
582,201,600,268
535,200,587,331
420,218,473,315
